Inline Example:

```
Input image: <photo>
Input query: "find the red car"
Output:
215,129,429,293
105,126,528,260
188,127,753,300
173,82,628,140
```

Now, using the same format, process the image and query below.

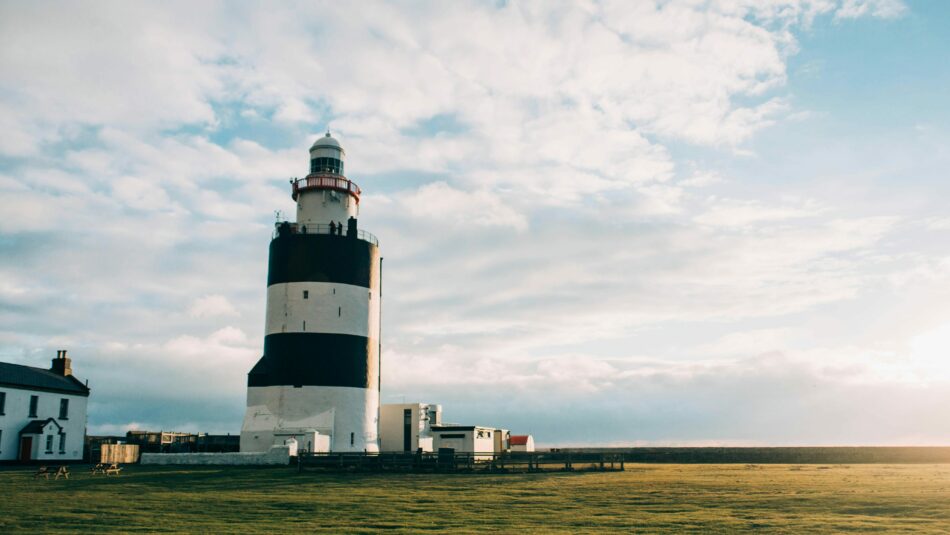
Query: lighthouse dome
311,132,343,151
309,131,345,175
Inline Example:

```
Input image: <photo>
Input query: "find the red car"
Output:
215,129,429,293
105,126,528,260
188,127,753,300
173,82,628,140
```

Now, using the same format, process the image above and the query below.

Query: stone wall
140,445,290,466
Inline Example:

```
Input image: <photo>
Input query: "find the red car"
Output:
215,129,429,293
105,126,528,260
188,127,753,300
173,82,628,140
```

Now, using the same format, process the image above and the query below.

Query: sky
1,0,949,446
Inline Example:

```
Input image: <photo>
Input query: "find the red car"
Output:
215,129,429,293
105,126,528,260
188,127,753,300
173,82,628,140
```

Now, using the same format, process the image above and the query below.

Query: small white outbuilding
431,425,496,460
509,434,535,452
379,403,442,452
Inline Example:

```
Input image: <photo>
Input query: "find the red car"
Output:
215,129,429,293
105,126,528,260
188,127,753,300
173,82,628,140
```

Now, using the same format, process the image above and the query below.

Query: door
19,436,32,462
403,409,412,451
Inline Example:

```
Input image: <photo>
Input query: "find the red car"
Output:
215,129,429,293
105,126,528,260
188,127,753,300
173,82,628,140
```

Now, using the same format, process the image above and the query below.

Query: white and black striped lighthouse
240,133,381,453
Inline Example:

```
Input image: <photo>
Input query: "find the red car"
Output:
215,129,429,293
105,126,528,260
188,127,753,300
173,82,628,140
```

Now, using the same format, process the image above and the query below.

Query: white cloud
399,181,528,230
694,196,825,227
0,1,934,445
836,0,907,19
188,295,239,318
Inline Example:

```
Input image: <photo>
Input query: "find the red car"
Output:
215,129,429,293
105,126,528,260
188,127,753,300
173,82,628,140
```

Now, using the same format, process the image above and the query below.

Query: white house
379,403,442,452
0,351,90,462
510,434,535,452
431,425,496,460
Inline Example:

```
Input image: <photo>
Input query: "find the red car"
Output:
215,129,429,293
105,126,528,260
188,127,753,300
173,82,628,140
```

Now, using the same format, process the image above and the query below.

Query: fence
297,451,625,473
100,444,140,464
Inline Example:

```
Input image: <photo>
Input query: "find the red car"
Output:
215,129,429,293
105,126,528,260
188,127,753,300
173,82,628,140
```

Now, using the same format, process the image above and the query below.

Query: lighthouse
240,132,381,453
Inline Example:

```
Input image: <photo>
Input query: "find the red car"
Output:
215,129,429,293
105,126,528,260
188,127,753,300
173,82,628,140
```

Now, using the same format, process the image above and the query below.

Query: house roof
0,361,90,396
510,435,531,446
20,418,63,435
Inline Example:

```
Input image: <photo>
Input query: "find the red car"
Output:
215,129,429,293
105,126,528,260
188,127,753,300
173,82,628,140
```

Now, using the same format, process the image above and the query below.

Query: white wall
241,385,378,453
265,282,379,338
141,445,291,466
0,386,87,461
379,403,441,452
511,436,535,452
432,427,495,460
296,189,358,226
493,429,510,452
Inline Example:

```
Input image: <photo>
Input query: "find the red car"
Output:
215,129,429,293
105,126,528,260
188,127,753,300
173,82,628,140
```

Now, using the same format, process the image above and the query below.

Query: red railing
292,173,361,202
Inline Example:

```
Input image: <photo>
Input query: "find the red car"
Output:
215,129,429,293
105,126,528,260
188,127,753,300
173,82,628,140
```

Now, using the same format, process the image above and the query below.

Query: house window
303,320,306,331
303,290,309,299
338,306,341,317
0,391,5,414
350,432,355,446
29,395,38,417
45,434,54,453
60,399,69,419
0,429,3,452
59,433,66,453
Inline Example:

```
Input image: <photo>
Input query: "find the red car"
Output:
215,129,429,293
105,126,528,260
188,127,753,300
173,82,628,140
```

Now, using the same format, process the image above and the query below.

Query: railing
296,451,625,473
292,173,361,202
273,222,379,246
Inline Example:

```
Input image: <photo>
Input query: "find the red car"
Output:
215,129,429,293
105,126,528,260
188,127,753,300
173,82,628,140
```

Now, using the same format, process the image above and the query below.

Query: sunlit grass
2,464,949,533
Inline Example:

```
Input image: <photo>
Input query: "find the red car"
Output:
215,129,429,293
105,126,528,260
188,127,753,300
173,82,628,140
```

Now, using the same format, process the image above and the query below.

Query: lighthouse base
240,385,379,453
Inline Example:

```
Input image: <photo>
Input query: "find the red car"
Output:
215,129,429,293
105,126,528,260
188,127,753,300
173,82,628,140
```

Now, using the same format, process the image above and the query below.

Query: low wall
140,445,290,466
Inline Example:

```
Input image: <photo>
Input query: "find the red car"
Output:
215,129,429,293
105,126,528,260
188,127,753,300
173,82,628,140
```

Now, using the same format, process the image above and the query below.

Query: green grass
2,464,950,533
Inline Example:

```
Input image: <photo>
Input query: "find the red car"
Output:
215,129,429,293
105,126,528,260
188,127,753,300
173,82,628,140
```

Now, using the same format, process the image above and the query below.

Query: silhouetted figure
329,221,337,235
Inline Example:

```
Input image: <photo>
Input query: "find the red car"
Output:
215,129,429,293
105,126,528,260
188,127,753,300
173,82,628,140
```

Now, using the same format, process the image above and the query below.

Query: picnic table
34,465,69,480
92,463,123,476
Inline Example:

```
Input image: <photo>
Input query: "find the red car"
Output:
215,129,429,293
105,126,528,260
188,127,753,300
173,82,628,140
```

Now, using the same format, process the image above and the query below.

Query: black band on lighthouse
267,233,379,288
248,333,379,389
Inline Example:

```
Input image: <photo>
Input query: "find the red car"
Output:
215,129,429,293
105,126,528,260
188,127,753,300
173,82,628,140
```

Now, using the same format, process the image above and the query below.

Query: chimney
51,349,73,376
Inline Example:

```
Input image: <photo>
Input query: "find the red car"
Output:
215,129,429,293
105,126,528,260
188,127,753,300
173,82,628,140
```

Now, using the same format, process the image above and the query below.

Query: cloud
188,295,239,318
0,1,935,445
836,0,908,20
399,182,528,230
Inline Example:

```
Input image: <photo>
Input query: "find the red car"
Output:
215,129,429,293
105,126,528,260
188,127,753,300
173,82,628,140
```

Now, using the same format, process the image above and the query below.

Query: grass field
2,464,950,533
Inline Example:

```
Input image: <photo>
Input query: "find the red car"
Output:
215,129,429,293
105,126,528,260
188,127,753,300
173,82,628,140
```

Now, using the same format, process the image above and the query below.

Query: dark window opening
350,432,355,446
303,290,309,299
403,409,412,451
439,434,465,439
338,306,341,317
45,434,53,453
59,433,66,453
302,321,306,331
310,157,344,175
0,391,5,415
29,395,38,418
59,399,69,420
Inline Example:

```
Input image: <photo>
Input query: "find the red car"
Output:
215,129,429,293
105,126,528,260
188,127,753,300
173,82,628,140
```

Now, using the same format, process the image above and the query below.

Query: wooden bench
54,466,70,480
105,463,122,476
35,466,70,480
33,466,50,480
